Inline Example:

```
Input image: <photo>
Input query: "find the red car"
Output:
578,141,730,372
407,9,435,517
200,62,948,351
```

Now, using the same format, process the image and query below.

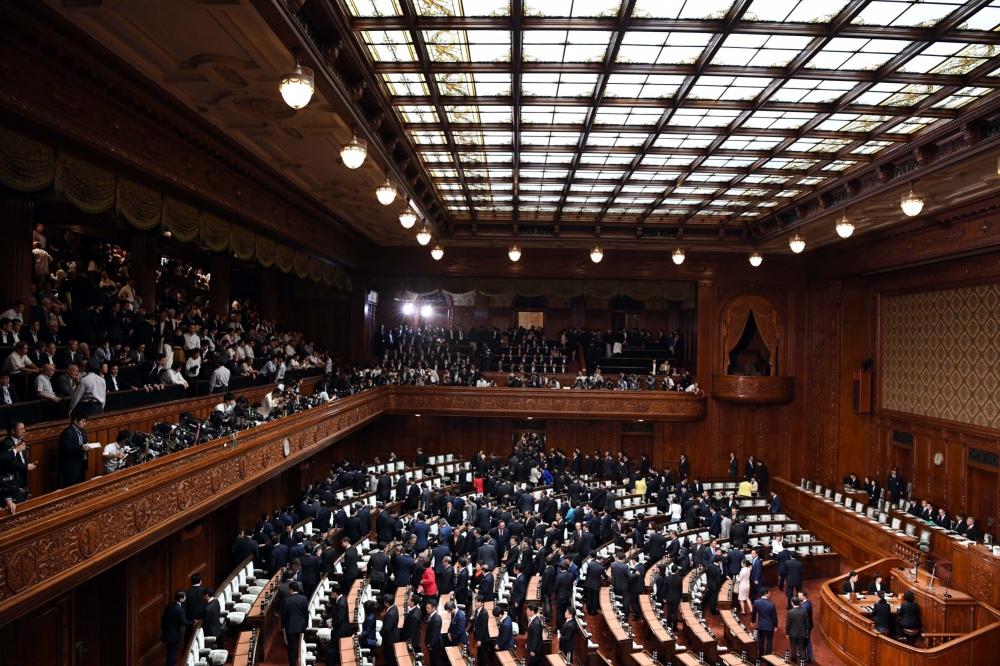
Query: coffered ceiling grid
340,0,1000,234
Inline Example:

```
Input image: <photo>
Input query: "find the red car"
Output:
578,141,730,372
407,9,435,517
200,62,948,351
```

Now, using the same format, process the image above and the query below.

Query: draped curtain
0,126,351,292
55,153,115,214
117,178,163,231
163,197,201,242
255,236,276,268
275,244,295,273
200,213,231,252
0,127,55,191
720,304,753,373
754,308,781,375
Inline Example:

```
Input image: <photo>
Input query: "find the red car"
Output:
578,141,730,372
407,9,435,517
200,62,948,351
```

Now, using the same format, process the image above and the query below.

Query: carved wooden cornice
0,3,367,268
0,385,707,624
711,375,795,405
387,386,708,421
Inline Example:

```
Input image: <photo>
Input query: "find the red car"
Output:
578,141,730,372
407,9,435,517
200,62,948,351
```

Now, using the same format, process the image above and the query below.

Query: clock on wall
933,452,944,466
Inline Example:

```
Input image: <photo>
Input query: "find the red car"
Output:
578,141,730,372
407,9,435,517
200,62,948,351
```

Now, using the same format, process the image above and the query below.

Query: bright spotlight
402,302,415,316
420,304,432,318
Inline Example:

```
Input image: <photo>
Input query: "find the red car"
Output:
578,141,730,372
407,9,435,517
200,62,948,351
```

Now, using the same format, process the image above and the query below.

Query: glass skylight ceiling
346,0,1000,225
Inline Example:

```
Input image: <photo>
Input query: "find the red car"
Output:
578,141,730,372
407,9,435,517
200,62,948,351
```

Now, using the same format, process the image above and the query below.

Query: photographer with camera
0,421,36,502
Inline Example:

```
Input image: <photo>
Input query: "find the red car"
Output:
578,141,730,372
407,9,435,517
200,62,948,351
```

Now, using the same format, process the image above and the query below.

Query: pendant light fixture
900,183,924,217
340,133,367,169
672,248,686,265
589,245,604,263
748,251,763,267
376,177,397,206
789,233,806,254
415,225,432,246
836,211,855,239
279,59,314,109
508,245,521,262
431,244,444,261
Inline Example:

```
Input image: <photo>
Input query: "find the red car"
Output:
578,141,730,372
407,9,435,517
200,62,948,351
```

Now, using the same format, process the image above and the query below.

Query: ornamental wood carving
711,375,794,405
0,385,706,624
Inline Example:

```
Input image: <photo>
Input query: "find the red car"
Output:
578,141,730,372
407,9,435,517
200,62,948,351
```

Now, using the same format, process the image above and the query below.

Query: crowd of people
0,226,331,414
206,444,793,666
844,467,987,543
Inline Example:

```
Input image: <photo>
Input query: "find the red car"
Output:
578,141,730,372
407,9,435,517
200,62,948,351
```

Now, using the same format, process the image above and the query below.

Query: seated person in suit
868,573,890,596
872,592,892,635
842,571,862,595
897,590,921,640
963,517,981,542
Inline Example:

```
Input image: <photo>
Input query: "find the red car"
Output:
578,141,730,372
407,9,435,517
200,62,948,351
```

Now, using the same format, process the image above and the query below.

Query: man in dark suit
185,572,206,637
326,583,351,666
749,549,763,600
785,597,809,664
872,592,892,635
784,552,804,609
558,606,577,661
58,413,90,488
842,570,861,595
897,590,922,642
664,565,683,630
478,564,496,602
582,555,603,615
728,452,738,481
610,552,631,616
201,588,223,640
402,603,423,651
751,588,778,656
510,564,528,631
300,544,322,597
341,536,360,593
472,595,492,664
445,599,467,648
425,600,446,666
705,555,724,615
886,468,904,503
281,581,309,666
380,594,400,666
495,606,514,651
525,603,545,666
555,560,575,621
161,590,191,666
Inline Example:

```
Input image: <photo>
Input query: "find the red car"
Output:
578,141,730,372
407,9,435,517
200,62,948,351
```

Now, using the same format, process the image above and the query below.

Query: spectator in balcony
183,349,202,380
34,363,59,402
55,364,80,398
89,338,113,373
107,364,131,393
0,374,18,406
31,341,56,368
0,302,25,324
20,320,42,348
2,342,39,376
70,366,107,417
208,361,230,394
54,339,80,370
0,320,16,346
162,362,189,390
102,430,129,474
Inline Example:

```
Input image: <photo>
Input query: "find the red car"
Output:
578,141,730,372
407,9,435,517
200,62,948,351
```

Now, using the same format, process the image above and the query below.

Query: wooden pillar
695,277,716,381
261,270,280,321
128,230,158,313
209,253,231,318
0,197,35,308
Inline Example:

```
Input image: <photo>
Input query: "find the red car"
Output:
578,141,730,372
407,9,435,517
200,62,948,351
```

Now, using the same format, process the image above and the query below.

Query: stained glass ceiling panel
345,0,1000,228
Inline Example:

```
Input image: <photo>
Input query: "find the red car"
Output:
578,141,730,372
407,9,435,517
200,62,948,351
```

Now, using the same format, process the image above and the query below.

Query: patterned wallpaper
881,284,1000,428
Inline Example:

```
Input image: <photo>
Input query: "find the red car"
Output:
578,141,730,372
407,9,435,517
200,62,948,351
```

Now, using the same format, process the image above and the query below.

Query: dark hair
191,573,202,585
904,591,915,602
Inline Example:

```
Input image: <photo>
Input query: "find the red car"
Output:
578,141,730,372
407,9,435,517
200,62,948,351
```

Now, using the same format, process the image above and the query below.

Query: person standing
282,582,309,666
58,413,94,488
751,588,778,657
525,603,544,666
380,594,401,666
736,560,752,615
727,452,738,481
201,588,223,641
785,596,808,663
664,565,683,630
160,591,191,666
784,551,804,609
445,599,467,648
472,595,492,664
425,600,446,666
558,606,577,662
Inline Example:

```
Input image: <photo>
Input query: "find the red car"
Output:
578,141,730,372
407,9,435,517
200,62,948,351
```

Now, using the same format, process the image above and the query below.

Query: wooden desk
394,642,416,666
818,558,1000,666
598,586,640,663
679,601,717,663
546,654,572,666
890,567,979,633
637,594,675,657
494,649,520,666
446,645,470,665
627,651,661,666
720,607,756,661
673,651,703,666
